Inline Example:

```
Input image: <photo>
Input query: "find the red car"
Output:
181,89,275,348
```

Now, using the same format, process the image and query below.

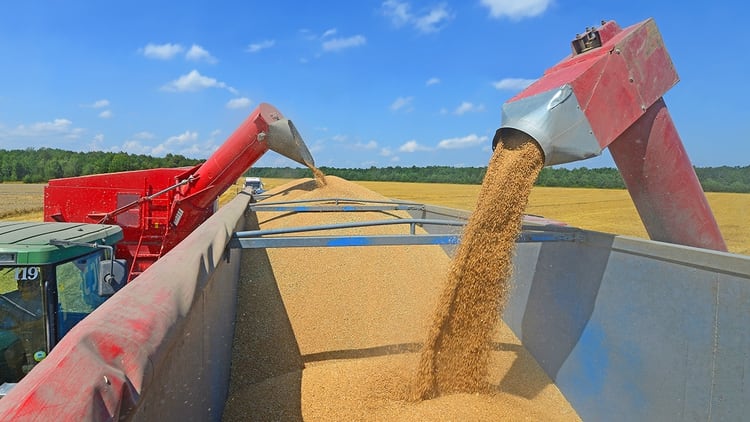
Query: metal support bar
234,218,464,238
249,197,426,213
230,219,584,249
231,234,460,249
249,204,424,212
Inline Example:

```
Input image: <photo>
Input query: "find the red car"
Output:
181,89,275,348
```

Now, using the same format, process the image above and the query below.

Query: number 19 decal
15,267,40,281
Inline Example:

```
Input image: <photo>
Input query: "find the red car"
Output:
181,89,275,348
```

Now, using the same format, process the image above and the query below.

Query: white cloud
116,131,169,156
332,134,348,142
178,143,215,158
88,133,105,150
322,35,366,52
454,101,485,115
437,134,487,149
31,119,72,132
379,148,402,162
92,99,109,108
479,0,552,20
141,42,184,60
492,77,537,90
186,44,217,63
382,0,412,27
98,110,113,119
246,39,276,53
426,77,440,86
299,28,317,41
354,140,378,150
382,1,454,33
133,131,155,140
414,4,453,33
150,131,200,156
399,140,432,152
322,28,337,38
121,140,151,155
226,97,252,109
10,118,83,138
165,131,198,145
162,70,238,94
390,96,414,112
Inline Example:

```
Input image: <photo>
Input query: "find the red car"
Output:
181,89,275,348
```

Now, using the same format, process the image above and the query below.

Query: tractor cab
0,222,127,386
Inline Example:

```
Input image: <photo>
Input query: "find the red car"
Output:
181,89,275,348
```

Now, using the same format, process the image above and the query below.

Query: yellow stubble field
2,179,749,255
265,178,750,255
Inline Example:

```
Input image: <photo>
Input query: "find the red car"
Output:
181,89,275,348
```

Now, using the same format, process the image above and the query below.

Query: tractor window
0,265,47,383
55,250,106,340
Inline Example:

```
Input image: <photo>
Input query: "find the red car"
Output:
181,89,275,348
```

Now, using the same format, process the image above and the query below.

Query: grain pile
223,173,578,421
413,132,545,399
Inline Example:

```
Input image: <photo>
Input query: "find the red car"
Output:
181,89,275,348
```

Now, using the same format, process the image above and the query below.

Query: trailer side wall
411,206,750,421
0,190,252,421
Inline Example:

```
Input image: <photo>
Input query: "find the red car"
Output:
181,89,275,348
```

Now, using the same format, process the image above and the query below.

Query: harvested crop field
2,179,749,255
223,176,579,421
259,179,750,255
0,183,44,220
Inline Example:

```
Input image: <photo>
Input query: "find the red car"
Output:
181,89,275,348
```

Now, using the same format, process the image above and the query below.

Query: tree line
1,148,749,193
250,165,750,193
0,148,201,183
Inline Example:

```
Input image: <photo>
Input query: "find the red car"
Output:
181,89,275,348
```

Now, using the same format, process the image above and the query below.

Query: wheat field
1,179,748,255
266,178,750,255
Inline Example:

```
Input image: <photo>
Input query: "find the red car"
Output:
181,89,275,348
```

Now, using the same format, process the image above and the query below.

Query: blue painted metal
249,197,426,213
231,234,460,249
234,218,464,238
231,218,582,249
251,204,424,212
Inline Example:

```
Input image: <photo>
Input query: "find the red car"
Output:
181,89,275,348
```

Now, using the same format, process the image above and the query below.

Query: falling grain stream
413,133,545,399
223,134,580,420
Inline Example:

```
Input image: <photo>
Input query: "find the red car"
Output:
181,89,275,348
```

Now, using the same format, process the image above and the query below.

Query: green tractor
0,222,128,386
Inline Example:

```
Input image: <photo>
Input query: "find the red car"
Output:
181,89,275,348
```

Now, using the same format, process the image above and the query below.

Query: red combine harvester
44,102,315,280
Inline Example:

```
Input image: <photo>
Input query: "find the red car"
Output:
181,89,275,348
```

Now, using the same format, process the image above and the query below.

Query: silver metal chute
493,84,601,167
266,119,316,168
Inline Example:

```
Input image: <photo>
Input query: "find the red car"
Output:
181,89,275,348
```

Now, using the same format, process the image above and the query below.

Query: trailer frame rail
234,197,584,249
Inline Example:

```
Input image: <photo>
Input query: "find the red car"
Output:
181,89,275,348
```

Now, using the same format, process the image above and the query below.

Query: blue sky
0,1,747,168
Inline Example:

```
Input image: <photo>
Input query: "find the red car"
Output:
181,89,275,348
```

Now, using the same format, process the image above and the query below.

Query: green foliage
695,166,750,193
0,148,201,183
536,167,626,189
1,147,748,192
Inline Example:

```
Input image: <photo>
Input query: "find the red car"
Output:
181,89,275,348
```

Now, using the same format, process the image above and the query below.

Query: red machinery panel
498,19,726,251
44,103,315,277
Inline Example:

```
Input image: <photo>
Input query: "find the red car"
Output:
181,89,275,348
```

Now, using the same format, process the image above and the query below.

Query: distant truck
244,177,265,194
